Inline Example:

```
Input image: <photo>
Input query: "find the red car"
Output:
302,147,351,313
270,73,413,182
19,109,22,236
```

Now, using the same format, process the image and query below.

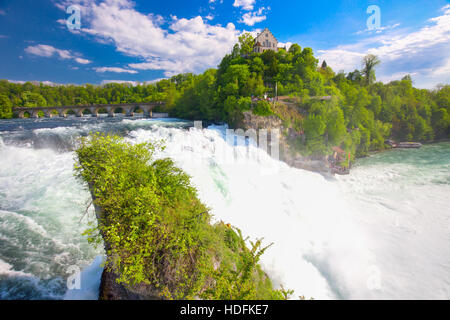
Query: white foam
0,258,35,278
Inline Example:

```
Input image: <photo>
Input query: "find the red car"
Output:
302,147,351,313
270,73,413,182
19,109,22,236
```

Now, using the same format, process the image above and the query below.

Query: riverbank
236,108,449,176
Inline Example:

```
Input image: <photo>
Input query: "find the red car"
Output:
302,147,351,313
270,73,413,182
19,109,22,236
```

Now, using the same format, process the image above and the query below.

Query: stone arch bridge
13,102,166,119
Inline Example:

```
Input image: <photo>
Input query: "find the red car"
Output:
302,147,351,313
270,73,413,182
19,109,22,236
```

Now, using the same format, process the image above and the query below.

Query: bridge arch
31,109,42,118
65,109,77,117
97,107,108,116
21,111,31,118
82,108,92,116
133,106,144,115
112,107,125,115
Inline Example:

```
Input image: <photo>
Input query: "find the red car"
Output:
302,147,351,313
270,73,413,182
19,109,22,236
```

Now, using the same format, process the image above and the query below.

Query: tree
21,91,47,107
432,108,449,138
347,69,363,84
238,33,254,56
0,94,12,119
362,54,381,86
402,74,412,83
304,114,326,141
261,50,279,80
326,107,347,146
288,44,301,55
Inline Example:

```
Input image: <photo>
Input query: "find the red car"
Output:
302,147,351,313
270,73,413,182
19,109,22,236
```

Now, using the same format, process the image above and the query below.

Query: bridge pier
124,106,134,117
90,107,98,117
76,109,83,117
144,110,152,118
31,110,40,118
107,107,115,117
58,109,67,118
141,106,152,118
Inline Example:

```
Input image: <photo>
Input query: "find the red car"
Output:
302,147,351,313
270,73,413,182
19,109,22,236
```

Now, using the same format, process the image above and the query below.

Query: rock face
241,111,283,130
238,110,330,174
91,190,163,300
99,269,162,300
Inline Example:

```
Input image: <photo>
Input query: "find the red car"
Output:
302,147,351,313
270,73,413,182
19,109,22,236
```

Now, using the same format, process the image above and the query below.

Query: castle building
253,28,278,53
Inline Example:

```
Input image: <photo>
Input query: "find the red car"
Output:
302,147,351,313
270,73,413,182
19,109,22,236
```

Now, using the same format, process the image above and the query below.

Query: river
0,117,449,299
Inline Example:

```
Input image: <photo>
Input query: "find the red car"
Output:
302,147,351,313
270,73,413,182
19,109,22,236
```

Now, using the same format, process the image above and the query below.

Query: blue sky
0,0,449,88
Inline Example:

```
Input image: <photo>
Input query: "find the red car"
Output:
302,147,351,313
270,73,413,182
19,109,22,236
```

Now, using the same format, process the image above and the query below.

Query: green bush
253,100,274,116
74,134,290,300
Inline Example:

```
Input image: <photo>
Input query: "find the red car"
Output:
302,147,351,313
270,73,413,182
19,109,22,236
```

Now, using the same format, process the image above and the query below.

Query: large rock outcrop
238,109,329,174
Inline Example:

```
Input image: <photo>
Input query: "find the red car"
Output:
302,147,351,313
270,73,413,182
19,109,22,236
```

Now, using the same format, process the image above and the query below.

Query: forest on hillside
0,33,449,160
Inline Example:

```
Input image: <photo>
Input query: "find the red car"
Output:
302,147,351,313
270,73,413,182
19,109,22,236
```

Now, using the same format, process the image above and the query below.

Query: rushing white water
0,117,449,299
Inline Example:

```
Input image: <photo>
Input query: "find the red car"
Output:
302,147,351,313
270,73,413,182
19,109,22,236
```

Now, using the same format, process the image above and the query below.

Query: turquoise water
354,142,450,185
0,117,449,299
334,142,450,299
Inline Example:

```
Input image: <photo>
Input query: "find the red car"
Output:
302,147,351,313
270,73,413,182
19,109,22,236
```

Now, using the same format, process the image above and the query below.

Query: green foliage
0,94,12,119
253,100,273,116
362,54,381,86
22,91,47,107
74,134,289,300
326,106,346,146
238,33,255,56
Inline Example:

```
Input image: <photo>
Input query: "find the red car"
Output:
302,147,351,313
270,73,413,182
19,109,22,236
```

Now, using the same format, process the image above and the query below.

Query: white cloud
95,67,138,74
55,0,240,76
233,0,255,11
100,78,167,86
278,41,292,51
25,44,69,58
74,57,92,64
100,80,139,86
25,44,92,64
7,80,64,86
239,7,267,26
431,59,450,77
317,49,366,73
317,5,450,88
7,80,26,84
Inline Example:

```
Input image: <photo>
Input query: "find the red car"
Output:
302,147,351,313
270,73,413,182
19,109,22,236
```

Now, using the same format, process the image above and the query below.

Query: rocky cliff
237,108,330,174
74,134,287,300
